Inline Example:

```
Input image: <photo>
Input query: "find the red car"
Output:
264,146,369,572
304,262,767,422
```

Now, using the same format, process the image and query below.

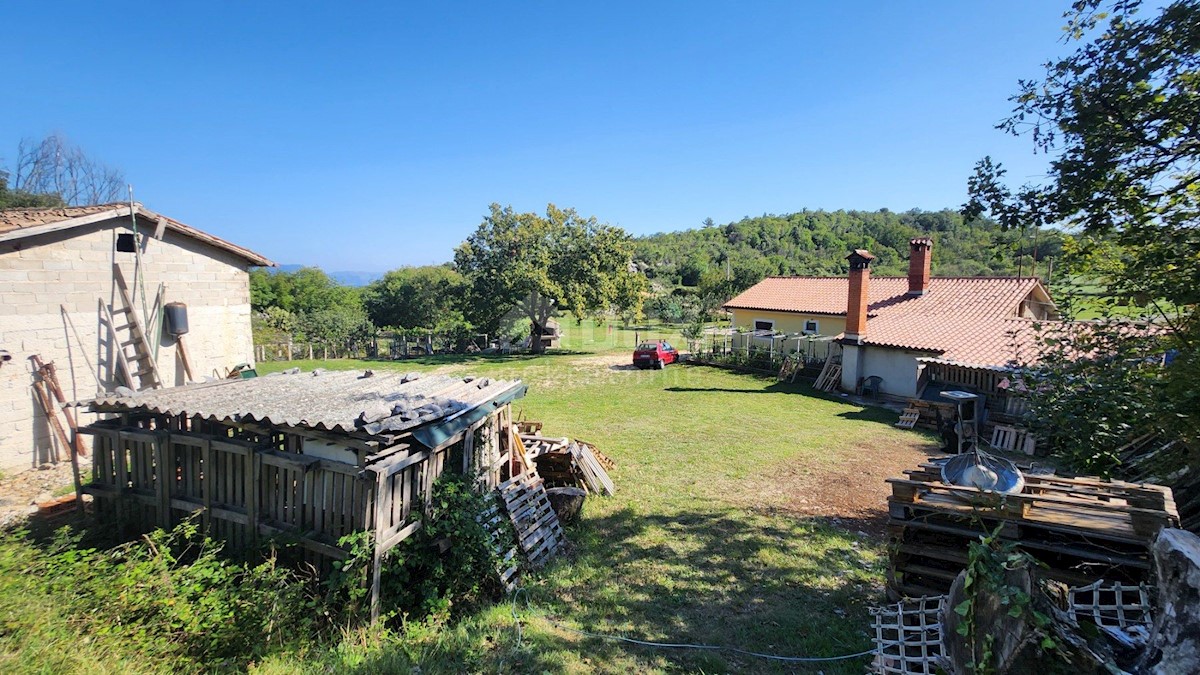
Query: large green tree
454,203,645,353
965,0,1200,458
362,265,467,330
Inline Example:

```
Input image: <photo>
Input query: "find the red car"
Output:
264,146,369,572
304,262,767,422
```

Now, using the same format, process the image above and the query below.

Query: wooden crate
886,460,1179,599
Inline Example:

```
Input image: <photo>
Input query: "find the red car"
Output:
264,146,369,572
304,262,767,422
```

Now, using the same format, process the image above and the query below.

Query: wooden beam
176,333,195,382
369,469,388,623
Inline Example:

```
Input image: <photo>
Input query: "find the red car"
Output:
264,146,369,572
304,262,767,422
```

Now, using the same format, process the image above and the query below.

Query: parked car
633,341,679,369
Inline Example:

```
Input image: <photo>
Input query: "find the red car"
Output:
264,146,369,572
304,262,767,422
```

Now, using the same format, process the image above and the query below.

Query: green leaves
362,265,467,331
454,203,645,343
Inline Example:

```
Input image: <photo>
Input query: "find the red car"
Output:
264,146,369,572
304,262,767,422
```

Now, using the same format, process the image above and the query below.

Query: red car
633,341,679,369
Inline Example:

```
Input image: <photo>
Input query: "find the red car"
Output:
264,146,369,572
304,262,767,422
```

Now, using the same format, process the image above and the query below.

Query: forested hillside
633,208,1064,289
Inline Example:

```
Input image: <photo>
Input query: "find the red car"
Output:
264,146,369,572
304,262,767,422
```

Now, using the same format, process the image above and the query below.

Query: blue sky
2,1,1074,271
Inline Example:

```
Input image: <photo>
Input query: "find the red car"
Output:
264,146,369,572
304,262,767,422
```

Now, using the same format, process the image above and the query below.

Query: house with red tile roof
0,203,274,471
722,238,1058,397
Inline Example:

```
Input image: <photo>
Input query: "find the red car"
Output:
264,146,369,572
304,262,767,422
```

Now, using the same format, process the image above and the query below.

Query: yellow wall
729,309,846,337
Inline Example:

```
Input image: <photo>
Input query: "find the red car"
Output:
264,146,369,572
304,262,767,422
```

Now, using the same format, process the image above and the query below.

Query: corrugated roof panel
82,369,524,438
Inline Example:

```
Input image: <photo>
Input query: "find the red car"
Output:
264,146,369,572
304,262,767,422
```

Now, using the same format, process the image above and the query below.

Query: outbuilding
0,202,274,471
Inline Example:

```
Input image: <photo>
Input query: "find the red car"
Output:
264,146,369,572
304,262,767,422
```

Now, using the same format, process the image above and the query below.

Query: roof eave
0,204,276,268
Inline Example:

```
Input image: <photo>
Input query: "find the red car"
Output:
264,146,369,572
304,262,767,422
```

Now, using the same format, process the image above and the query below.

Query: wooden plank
176,333,195,382
202,437,213,531
379,519,422,552
155,433,169,527
370,468,388,623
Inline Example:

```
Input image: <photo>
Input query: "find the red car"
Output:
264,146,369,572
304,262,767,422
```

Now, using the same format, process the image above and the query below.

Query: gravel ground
0,460,86,529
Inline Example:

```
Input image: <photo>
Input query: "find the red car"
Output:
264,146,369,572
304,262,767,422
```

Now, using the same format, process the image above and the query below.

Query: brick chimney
908,237,932,296
845,249,875,342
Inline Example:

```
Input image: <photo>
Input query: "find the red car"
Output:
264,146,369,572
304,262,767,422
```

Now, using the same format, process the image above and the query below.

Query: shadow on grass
538,506,878,673
9,501,883,674
663,382,809,395
334,504,880,674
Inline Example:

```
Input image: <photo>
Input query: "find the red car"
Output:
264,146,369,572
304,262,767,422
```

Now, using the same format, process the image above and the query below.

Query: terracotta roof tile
724,276,1051,368
0,203,115,234
0,203,274,266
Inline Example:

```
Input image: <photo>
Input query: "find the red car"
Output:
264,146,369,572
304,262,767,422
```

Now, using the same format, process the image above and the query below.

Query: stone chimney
908,237,932,296
845,249,875,343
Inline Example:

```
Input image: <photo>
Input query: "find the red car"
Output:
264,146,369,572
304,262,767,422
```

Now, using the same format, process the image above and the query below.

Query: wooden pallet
571,441,615,496
523,434,616,496
990,424,1036,455
581,441,616,471
777,354,801,382
479,498,521,590
497,471,565,569
886,460,1179,599
812,352,842,392
895,408,920,429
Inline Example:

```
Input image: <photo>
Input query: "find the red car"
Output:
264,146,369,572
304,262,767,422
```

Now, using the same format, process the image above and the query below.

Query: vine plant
954,524,1061,674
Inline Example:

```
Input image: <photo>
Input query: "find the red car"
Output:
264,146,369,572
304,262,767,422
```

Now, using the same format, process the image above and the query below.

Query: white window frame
753,318,775,332
802,319,819,335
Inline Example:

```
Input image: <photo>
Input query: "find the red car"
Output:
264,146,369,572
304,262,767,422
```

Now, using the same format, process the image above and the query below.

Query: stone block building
0,203,273,472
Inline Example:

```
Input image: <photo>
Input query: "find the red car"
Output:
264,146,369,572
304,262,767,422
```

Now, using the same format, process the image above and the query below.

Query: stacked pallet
497,471,565,568
522,434,616,496
813,354,842,392
898,399,957,431
886,461,1179,599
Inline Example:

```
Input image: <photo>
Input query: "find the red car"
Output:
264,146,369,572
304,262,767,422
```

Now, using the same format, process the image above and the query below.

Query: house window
803,320,819,334
753,319,774,332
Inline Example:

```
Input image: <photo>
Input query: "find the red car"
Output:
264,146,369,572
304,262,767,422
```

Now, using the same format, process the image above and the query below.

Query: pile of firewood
517,425,616,496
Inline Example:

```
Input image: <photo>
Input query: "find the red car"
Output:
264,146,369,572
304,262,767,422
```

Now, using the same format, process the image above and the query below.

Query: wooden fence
255,332,494,363
84,423,396,566
925,362,1012,396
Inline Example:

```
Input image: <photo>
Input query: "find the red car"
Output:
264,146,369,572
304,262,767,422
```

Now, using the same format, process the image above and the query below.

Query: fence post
286,342,293,361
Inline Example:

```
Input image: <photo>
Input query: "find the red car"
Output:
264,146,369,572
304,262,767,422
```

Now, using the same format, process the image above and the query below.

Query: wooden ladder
101,265,162,391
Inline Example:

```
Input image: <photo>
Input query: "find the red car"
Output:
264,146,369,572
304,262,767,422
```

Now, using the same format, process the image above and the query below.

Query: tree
10,133,125,206
250,267,359,316
454,203,645,354
362,265,467,329
965,0,1200,460
0,171,63,209
964,0,1200,328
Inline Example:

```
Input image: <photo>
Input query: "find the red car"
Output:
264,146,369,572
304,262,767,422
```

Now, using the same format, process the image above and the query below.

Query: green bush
33,519,323,667
331,474,510,625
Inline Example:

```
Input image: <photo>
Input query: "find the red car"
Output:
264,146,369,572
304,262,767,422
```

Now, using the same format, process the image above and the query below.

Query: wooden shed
77,368,528,613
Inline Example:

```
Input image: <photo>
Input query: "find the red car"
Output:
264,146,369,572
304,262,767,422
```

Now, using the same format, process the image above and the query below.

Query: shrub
331,474,510,625
35,519,323,666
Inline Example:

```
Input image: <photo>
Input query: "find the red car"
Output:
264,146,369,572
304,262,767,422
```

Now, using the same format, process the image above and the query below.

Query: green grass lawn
1,322,937,674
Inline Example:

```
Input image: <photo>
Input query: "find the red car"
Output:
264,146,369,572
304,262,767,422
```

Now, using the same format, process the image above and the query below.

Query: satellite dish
941,450,1025,494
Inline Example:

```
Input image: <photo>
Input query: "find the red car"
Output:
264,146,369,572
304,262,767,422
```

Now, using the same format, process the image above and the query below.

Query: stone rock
1138,528,1200,675
545,487,586,524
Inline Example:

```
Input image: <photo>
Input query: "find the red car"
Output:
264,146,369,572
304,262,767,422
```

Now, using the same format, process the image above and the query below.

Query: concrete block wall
0,218,259,472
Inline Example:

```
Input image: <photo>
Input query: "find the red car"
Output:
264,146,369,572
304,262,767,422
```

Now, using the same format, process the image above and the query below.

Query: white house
724,239,1059,397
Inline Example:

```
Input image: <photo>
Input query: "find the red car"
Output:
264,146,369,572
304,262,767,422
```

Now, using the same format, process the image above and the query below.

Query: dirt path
734,437,942,535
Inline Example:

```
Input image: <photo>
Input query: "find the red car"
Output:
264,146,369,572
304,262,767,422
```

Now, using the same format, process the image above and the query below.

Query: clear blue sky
2,1,1074,272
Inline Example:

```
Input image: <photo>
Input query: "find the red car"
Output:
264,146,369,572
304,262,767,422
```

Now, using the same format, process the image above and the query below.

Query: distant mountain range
274,264,383,287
